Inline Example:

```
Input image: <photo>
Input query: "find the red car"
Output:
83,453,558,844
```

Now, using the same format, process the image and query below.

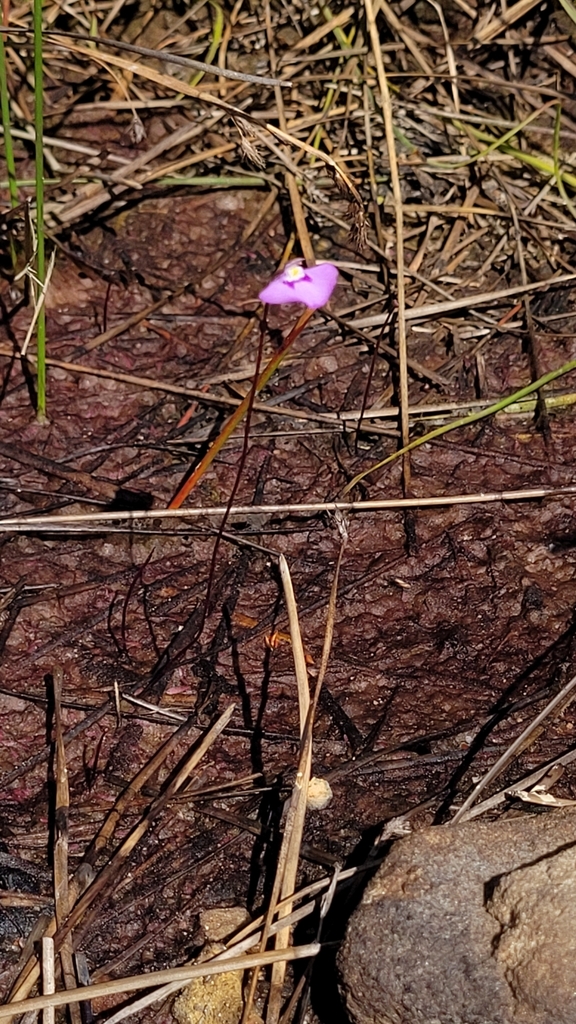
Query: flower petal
298,263,339,308
258,262,338,309
259,276,304,305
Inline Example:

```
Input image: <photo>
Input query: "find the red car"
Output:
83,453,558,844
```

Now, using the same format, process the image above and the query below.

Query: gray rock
339,809,576,1024
488,846,576,1024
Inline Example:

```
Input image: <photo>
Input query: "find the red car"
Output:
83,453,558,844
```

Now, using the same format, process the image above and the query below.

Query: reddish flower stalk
167,261,338,510
167,308,312,508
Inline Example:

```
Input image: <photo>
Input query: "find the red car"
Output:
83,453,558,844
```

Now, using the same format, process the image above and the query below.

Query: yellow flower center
284,263,306,282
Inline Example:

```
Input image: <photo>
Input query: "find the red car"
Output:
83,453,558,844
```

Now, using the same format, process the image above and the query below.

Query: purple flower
259,259,338,309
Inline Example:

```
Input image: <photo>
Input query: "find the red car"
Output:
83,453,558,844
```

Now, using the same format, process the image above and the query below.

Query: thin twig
2,484,576,532
1,26,291,86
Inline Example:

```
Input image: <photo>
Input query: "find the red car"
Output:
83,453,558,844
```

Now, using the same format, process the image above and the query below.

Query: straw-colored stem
2,483,576,534
364,0,410,490
264,555,312,1024
167,307,314,509
0,945,319,1020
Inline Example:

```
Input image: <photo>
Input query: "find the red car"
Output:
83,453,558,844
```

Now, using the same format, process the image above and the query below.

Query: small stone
172,908,250,1024
172,967,243,1024
200,907,250,944
306,777,333,810
199,275,221,294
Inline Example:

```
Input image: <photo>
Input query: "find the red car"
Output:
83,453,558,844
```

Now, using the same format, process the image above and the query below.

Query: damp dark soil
2,188,576,1021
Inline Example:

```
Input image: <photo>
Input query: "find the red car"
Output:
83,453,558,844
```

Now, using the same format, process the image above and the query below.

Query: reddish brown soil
2,189,576,1021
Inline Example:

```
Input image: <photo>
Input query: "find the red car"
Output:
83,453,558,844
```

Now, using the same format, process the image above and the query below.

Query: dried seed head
234,117,265,169
349,201,369,252
129,112,146,145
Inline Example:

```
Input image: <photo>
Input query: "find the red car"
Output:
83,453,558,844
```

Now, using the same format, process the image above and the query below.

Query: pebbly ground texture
339,808,576,1024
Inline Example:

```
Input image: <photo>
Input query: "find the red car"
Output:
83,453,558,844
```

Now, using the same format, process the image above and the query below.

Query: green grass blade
189,1,223,88
33,0,46,420
553,103,576,221
428,101,556,171
0,24,19,266
343,358,576,494
0,31,17,209
321,3,355,48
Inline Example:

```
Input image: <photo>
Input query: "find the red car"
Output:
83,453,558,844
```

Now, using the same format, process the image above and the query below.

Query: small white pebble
307,777,333,810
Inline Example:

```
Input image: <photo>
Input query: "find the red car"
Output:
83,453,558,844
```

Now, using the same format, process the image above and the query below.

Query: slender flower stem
33,0,46,420
168,307,313,509
194,311,268,641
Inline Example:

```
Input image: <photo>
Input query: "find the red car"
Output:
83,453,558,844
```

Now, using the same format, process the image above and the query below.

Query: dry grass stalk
264,555,313,1024
18,250,55,358
450,674,576,824
0,343,444,420
2,484,576,534
364,0,410,493
241,555,312,1024
352,272,576,327
7,713,200,1003
243,542,346,1024
269,536,348,1023
14,342,572,430
40,937,55,1024
278,555,311,735
50,667,82,1024
293,7,355,50
474,0,545,42
0,947,320,1021
83,711,200,866
7,708,234,1009
376,0,435,76
101,902,320,1024
459,748,576,822
43,29,289,87
60,704,236,937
